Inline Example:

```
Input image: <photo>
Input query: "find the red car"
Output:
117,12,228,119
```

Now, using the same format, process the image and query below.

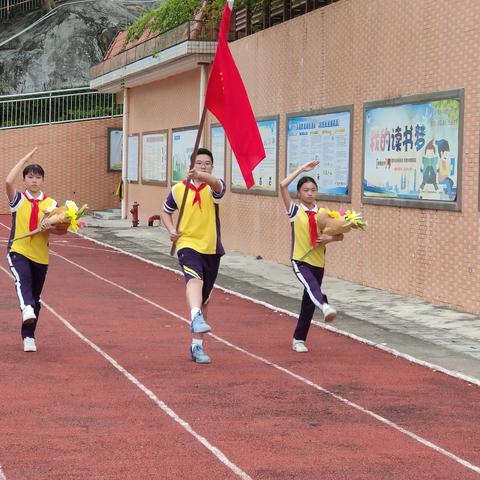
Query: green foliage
203,0,268,27
125,0,200,45
124,0,268,45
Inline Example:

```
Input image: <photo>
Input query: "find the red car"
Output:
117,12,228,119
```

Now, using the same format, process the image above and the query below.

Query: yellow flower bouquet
299,208,367,261
13,200,88,242
317,208,367,236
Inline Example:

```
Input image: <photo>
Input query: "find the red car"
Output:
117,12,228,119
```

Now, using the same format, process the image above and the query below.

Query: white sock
192,339,203,347
191,308,201,321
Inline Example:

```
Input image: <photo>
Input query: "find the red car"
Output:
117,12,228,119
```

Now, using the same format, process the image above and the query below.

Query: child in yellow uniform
6,148,66,352
161,148,225,364
280,160,343,353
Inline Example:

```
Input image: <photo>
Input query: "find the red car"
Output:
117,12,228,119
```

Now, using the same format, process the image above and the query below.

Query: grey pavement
79,213,480,385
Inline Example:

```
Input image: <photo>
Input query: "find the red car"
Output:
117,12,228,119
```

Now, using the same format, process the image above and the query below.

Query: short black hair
297,176,317,191
196,147,214,164
23,164,45,179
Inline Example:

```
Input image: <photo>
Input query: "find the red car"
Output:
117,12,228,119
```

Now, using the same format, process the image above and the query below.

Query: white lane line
209,334,480,475
30,252,480,476
0,266,253,480
1,220,479,387
0,218,480,386
222,289,480,387
1,218,480,388
0,465,7,480
72,227,480,388
1,222,480,474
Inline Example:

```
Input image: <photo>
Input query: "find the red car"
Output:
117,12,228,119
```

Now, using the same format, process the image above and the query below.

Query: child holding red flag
279,160,343,353
5,148,66,352
161,148,226,364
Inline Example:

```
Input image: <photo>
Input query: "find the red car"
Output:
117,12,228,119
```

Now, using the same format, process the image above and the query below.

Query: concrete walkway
79,215,480,384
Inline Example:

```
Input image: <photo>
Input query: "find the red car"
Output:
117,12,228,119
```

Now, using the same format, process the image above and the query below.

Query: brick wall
125,0,480,314
0,117,123,214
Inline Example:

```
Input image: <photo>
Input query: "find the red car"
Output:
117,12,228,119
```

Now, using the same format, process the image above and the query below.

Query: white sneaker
322,303,337,323
292,340,309,352
22,305,36,324
23,337,37,352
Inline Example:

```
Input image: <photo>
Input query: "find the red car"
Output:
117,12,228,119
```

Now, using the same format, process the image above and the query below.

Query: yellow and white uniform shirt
7,191,57,265
288,202,326,268
163,180,226,255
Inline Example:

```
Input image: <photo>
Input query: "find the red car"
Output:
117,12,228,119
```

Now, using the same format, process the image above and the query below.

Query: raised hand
25,147,38,161
301,160,320,172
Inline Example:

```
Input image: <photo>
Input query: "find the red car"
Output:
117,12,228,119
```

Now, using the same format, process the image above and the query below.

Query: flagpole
121,87,129,219
169,104,208,256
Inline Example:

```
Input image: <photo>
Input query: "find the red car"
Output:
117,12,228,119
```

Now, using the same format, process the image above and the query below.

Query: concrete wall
0,117,122,214
124,0,480,314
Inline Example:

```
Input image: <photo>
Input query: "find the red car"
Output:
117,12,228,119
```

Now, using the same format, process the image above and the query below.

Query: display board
126,134,139,182
210,124,226,181
171,126,197,183
286,108,352,200
108,128,122,172
142,131,168,184
231,117,278,194
363,90,462,210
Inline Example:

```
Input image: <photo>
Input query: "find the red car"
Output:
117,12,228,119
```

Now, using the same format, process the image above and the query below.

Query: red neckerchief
306,210,318,248
182,180,207,210
23,192,47,232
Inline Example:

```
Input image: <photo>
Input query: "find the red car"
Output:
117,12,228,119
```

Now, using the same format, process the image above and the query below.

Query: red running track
0,217,479,480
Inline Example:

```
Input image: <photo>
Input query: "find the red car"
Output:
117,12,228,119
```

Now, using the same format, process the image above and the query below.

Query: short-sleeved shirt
288,202,326,268
163,179,226,255
7,191,57,265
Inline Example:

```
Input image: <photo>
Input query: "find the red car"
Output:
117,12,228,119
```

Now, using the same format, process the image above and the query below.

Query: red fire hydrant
130,201,139,227
148,214,161,227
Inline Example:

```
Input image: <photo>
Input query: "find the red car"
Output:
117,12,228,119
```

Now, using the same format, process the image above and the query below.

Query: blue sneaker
191,344,211,364
190,311,211,333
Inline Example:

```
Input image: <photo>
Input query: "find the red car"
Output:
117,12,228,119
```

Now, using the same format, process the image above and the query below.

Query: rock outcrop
0,0,162,94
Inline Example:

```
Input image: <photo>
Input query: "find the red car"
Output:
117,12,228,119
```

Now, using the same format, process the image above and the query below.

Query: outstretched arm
186,169,222,193
5,147,38,201
279,160,319,210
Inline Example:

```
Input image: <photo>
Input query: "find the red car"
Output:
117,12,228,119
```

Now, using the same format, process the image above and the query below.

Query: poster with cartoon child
363,94,460,203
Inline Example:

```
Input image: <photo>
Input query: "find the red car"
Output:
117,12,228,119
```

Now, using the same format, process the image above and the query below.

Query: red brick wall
126,0,480,314
0,118,123,214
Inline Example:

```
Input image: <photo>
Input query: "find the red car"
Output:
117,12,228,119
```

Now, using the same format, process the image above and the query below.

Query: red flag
205,0,265,189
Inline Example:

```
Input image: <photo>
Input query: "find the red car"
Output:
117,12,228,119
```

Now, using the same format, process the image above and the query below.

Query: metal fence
0,0,41,18
234,0,339,39
0,87,123,130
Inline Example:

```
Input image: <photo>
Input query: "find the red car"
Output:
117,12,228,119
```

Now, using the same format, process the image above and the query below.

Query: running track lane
0,223,479,479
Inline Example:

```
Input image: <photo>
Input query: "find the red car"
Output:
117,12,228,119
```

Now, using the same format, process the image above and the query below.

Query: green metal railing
0,87,123,130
